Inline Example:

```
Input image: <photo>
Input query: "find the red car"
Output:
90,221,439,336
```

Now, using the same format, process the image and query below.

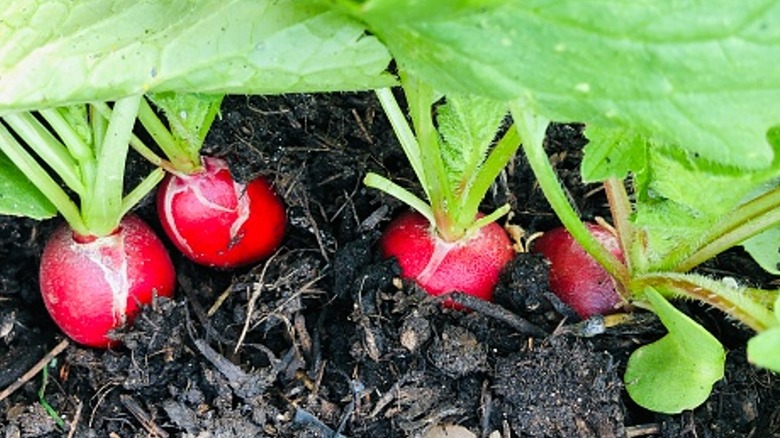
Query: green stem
128,133,167,168
374,88,429,200
467,204,511,235
136,98,199,173
120,168,165,218
666,185,780,272
38,107,92,163
460,125,521,225
2,112,84,195
38,364,65,429
635,272,778,332
510,101,630,289
0,123,87,234
364,172,435,224
82,96,141,236
375,82,464,240
604,177,634,272
404,76,453,234
93,102,172,170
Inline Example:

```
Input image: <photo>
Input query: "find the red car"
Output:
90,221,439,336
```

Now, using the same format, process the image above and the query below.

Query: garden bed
1,92,778,437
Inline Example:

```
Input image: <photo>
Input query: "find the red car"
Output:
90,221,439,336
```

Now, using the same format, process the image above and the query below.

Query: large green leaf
631,139,780,264
625,288,725,414
581,125,648,183
0,150,56,219
346,0,780,169
0,0,393,113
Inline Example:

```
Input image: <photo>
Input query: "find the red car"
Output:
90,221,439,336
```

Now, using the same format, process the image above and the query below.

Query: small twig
193,339,267,399
329,180,362,223
120,394,169,438
626,423,661,437
293,408,346,438
66,400,83,438
207,283,233,317
0,339,69,403
235,251,279,354
447,292,548,338
179,275,231,345
351,108,374,145
479,379,492,438
294,313,313,362
311,359,327,399
89,381,121,428
369,380,402,418
298,192,333,262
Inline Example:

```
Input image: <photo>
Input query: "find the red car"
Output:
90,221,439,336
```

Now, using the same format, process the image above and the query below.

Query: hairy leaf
350,0,780,169
437,94,506,194
0,0,393,113
632,141,780,263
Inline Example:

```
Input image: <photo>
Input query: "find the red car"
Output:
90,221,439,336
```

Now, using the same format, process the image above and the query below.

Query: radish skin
532,223,624,318
39,215,176,348
381,210,514,303
157,156,286,268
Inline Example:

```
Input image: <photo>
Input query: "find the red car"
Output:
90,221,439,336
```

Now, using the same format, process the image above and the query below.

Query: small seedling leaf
625,288,725,414
742,226,780,276
747,328,780,372
0,151,56,219
747,293,780,372
581,125,648,183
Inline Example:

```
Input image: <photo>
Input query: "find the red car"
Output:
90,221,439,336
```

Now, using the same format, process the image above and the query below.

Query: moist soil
1,93,779,437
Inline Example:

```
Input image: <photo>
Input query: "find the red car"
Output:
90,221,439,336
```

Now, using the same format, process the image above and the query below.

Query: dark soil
1,92,779,437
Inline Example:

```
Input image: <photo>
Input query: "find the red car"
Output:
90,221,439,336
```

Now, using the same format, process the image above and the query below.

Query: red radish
39,215,176,348
381,210,514,303
532,223,624,318
157,156,286,268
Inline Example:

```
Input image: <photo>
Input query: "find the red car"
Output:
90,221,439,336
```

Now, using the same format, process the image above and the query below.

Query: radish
532,223,624,318
381,210,514,301
136,95,286,268
364,81,519,304
40,216,176,348
157,156,286,268
0,96,178,348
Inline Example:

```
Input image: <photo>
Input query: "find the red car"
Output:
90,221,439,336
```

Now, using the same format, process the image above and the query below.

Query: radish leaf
625,288,725,414
0,150,56,219
147,93,223,156
581,125,648,183
742,226,780,276
631,140,780,265
747,293,780,372
346,0,780,169
0,0,393,113
437,94,506,194
748,328,780,372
